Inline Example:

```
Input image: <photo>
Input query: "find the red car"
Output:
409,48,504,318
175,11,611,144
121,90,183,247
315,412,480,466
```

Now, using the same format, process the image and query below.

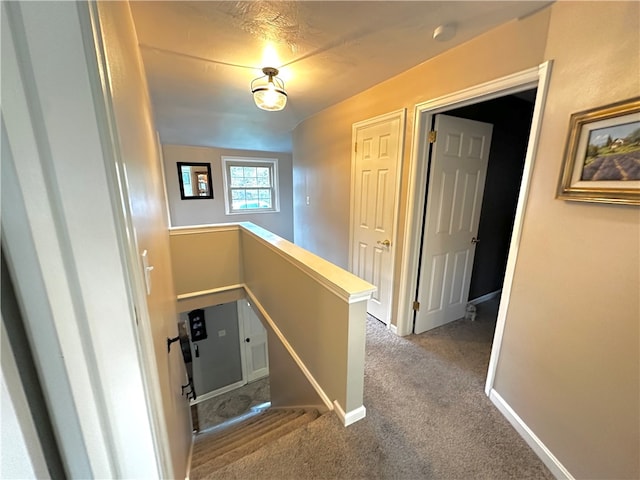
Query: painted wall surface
493,2,640,478
180,303,243,396
170,228,243,296
446,95,534,300
96,2,192,477
293,8,550,269
267,327,325,409
163,144,294,241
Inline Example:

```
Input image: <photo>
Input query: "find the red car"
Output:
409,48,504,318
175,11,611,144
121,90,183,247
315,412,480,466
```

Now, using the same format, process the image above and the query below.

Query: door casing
396,61,553,395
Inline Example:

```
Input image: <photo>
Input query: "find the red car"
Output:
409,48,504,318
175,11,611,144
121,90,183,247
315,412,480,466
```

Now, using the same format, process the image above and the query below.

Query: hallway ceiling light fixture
433,23,457,42
251,67,287,111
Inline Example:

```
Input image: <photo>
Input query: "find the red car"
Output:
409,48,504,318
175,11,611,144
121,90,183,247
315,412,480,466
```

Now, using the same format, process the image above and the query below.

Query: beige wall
170,228,242,296
266,328,325,410
96,3,192,477
293,8,550,268
493,2,639,479
163,144,294,240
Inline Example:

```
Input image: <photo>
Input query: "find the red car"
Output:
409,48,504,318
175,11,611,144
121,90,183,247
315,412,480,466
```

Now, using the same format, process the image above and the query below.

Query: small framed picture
557,97,640,205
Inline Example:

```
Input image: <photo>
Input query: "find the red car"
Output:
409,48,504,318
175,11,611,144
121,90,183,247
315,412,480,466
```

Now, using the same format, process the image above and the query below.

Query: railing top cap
170,222,376,303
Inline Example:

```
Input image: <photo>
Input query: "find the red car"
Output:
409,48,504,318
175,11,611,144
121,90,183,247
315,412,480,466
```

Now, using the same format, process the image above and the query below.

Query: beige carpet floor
195,298,554,479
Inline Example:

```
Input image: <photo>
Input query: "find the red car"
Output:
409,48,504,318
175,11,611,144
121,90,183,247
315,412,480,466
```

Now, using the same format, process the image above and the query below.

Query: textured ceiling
131,1,550,153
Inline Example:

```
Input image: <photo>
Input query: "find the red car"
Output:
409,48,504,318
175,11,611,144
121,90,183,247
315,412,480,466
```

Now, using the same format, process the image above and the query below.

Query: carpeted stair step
192,409,317,467
191,408,320,475
193,409,295,458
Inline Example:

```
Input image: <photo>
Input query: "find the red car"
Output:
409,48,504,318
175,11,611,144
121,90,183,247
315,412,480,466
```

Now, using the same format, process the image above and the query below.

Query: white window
221,157,279,214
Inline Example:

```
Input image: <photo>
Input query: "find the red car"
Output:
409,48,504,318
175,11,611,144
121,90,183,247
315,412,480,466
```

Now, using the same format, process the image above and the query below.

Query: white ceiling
131,1,550,153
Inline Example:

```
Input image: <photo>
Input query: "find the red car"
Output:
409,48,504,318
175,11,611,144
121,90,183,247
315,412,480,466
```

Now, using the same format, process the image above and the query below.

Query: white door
350,111,405,324
239,300,269,382
414,114,493,334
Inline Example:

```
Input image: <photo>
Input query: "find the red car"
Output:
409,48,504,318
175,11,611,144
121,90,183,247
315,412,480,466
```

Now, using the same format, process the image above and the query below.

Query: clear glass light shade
251,68,287,111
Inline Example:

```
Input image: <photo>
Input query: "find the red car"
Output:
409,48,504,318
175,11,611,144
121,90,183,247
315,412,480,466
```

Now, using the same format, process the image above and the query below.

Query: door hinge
354,142,358,153
428,130,437,143
413,301,420,311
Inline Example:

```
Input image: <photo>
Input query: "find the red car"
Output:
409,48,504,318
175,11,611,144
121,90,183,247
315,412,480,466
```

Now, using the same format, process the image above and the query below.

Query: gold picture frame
557,96,640,205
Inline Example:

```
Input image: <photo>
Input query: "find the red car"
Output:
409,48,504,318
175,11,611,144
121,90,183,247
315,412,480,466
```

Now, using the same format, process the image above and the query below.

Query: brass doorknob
377,239,391,247
471,237,480,244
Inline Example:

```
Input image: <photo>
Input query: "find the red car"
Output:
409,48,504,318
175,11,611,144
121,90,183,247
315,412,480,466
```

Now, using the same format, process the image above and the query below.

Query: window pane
244,177,258,187
230,166,245,187
256,189,271,208
231,189,246,201
256,167,270,186
245,189,258,200
230,166,243,178
230,165,259,187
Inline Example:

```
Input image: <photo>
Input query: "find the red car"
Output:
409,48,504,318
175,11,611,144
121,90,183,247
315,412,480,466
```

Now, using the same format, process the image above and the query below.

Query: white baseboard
488,389,573,480
333,401,366,427
190,379,246,406
184,435,194,480
469,289,502,305
389,323,398,335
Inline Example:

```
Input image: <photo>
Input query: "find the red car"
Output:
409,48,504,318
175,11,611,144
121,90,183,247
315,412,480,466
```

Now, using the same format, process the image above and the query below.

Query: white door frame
238,299,269,383
2,2,171,477
396,62,553,393
349,109,406,326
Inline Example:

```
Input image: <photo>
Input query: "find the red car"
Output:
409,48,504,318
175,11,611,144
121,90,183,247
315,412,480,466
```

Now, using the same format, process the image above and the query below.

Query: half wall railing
169,223,375,426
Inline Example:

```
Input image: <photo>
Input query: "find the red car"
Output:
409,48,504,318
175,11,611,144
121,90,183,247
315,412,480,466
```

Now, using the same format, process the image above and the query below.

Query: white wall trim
176,284,245,301
236,299,250,389
484,61,553,394
184,438,193,480
489,389,574,480
243,287,335,413
389,323,398,335
170,223,241,235
333,401,367,427
190,379,246,406
469,289,502,305
348,108,406,325
397,62,552,341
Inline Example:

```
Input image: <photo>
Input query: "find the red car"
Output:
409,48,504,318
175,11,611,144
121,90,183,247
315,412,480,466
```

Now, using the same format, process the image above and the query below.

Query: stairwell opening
177,299,271,432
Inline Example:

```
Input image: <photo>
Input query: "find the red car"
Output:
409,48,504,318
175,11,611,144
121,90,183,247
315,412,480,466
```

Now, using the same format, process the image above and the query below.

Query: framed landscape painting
557,97,640,205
